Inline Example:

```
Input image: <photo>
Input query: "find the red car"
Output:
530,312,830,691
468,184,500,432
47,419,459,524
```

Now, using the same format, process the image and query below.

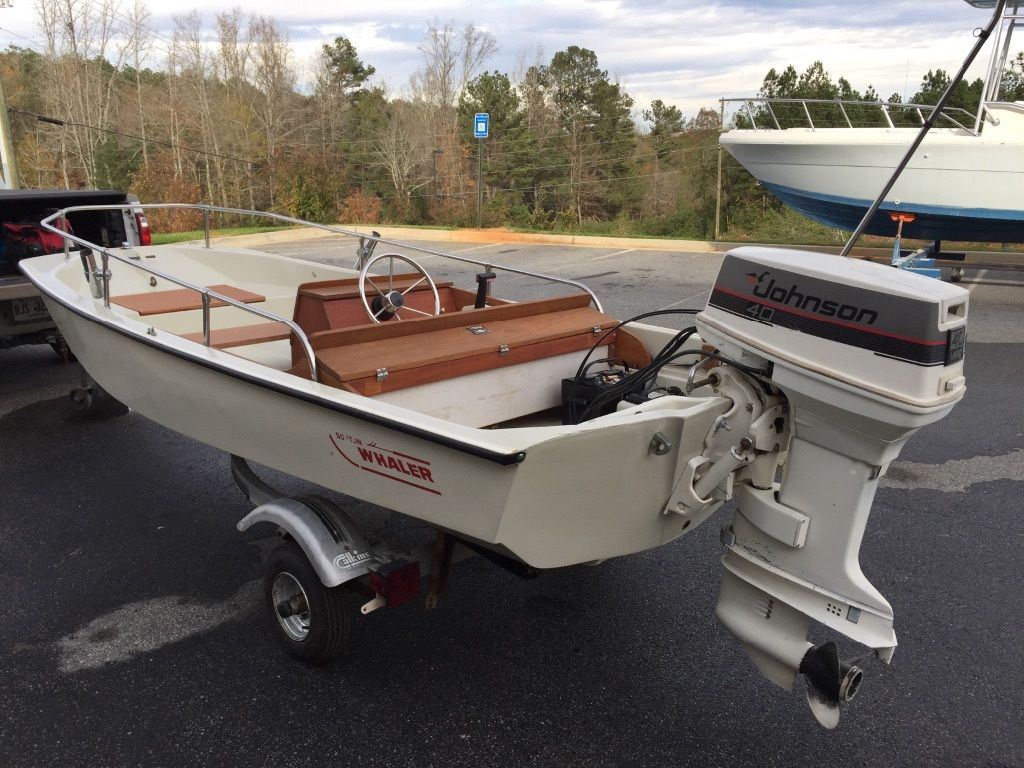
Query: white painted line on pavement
450,243,501,253
589,248,635,262
654,289,711,312
535,247,638,274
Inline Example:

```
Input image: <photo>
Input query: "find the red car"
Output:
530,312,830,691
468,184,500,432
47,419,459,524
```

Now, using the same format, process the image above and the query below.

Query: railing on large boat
40,203,605,383
721,97,984,134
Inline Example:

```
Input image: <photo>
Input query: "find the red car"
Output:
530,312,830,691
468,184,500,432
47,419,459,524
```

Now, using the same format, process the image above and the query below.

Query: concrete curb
199,225,730,253
195,224,1022,264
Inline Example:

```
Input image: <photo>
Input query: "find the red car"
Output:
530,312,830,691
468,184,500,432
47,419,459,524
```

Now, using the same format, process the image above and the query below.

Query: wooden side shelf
112,284,266,316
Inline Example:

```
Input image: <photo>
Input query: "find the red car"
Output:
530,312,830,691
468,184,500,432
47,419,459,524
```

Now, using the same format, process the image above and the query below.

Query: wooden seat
291,294,650,397
180,321,291,349
290,274,509,364
112,284,266,315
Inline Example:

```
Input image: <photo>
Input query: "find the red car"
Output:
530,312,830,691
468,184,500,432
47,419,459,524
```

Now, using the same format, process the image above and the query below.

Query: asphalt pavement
1,238,1022,767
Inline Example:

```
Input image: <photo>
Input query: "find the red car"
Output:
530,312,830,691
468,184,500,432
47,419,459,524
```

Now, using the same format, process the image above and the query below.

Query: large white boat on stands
21,199,969,729
720,0,1024,244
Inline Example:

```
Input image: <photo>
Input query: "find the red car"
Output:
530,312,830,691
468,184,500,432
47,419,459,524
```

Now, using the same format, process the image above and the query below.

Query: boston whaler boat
21,201,968,729
720,0,1024,245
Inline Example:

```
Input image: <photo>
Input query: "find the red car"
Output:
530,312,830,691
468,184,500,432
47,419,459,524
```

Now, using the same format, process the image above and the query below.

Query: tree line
2,0,1022,239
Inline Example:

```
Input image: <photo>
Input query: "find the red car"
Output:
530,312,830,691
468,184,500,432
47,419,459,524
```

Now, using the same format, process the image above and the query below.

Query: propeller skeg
799,641,865,729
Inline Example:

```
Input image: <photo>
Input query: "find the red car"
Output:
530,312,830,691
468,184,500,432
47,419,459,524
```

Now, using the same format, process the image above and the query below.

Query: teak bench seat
290,274,509,364
292,294,650,397
111,284,266,316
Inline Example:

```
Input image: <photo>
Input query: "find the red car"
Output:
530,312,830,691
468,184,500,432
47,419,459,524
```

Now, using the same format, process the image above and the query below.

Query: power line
7,107,254,166
489,168,683,195
0,26,47,51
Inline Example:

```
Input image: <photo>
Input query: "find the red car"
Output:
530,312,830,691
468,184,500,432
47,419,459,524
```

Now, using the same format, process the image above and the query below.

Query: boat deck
118,270,650,427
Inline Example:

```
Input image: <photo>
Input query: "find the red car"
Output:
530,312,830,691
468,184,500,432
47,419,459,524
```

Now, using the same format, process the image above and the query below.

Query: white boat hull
720,103,1024,242
31,249,727,569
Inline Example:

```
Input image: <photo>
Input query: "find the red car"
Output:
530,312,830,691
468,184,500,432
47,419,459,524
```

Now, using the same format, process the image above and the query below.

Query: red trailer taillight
369,560,420,607
135,212,152,246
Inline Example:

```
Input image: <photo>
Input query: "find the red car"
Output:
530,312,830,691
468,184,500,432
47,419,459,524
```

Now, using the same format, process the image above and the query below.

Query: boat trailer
231,455,484,663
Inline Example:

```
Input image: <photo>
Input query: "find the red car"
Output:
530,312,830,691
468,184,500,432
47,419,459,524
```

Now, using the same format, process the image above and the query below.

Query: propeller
799,641,865,729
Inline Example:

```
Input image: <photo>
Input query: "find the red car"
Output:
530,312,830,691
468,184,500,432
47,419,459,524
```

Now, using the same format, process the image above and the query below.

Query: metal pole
476,139,483,228
715,99,724,241
201,292,211,346
203,208,211,248
840,0,1006,258
0,75,21,189
101,252,111,308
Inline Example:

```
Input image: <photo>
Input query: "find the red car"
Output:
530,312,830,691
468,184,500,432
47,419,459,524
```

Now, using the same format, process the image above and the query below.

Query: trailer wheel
264,541,351,664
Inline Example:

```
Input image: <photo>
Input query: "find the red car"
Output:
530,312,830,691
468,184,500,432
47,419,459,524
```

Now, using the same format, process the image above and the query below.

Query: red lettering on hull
342,438,440,495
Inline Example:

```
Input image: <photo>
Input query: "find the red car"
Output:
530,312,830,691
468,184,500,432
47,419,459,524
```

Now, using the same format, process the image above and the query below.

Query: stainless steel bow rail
40,204,320,381
46,203,602,308
720,97,981,134
40,202,605,382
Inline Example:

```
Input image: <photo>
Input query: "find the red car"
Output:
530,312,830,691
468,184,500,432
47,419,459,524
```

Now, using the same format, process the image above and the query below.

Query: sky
0,0,1004,122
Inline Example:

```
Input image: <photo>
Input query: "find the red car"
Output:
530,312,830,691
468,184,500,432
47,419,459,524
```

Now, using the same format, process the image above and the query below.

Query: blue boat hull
763,182,1024,244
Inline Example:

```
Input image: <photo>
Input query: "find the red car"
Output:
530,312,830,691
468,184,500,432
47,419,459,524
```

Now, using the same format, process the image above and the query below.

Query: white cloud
0,0,999,116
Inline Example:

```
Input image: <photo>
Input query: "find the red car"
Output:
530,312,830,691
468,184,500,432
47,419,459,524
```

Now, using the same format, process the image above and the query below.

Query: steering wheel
358,252,441,323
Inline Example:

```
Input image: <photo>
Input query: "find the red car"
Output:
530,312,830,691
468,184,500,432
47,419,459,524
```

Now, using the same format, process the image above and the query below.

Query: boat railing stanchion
838,101,852,128
61,214,70,260
881,103,895,129
201,292,211,346
100,251,111,308
801,100,815,130
203,208,211,249
744,101,759,130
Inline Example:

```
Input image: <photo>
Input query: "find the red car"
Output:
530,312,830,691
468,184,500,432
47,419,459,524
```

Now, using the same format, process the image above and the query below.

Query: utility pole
714,98,724,241
0,73,21,189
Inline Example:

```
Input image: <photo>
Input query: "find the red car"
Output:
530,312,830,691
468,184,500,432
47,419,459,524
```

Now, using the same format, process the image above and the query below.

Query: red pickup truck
0,188,150,356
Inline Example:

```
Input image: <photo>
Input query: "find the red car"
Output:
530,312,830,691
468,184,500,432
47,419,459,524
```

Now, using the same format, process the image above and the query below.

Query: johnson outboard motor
699,246,968,728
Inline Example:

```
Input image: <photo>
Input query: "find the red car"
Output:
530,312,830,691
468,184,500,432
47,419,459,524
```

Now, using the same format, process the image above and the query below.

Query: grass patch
151,225,293,245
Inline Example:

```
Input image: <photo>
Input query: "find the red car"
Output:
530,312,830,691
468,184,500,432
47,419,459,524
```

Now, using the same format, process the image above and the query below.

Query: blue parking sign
474,112,489,139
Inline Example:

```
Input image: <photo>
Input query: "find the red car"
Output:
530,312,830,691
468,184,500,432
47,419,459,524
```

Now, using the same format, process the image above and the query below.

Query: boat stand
889,215,965,281
67,367,129,416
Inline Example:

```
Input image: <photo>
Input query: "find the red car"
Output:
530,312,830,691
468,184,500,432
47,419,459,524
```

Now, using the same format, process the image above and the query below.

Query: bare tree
372,100,429,218
175,11,227,206
410,20,497,111
36,0,134,186
126,0,153,167
249,16,297,208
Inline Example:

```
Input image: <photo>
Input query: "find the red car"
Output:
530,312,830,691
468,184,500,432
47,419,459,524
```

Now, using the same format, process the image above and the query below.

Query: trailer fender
238,496,378,588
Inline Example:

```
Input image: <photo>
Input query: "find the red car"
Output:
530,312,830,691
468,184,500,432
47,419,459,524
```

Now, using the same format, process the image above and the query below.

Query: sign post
474,112,489,228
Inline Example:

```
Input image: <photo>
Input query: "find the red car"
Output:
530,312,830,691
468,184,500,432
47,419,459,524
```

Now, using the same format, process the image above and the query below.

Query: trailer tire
264,541,351,664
